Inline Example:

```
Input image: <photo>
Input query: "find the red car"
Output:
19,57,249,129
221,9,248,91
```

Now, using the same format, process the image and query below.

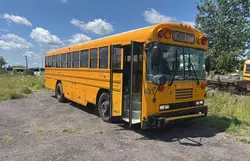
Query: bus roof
245,60,250,64
46,22,204,56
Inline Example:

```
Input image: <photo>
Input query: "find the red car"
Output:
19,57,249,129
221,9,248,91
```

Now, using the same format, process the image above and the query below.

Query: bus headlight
159,104,170,110
196,100,204,105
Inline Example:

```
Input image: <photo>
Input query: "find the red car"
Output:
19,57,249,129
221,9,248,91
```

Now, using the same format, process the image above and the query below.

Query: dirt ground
0,91,250,161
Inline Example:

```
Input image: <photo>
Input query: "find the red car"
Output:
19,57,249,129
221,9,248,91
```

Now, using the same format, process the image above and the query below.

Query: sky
0,0,200,68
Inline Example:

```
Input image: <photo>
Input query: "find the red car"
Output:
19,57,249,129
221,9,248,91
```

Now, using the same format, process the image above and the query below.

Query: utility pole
41,57,43,68
25,56,28,69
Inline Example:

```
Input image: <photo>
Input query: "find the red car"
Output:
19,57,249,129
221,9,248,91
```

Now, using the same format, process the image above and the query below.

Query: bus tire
56,83,65,103
98,92,111,122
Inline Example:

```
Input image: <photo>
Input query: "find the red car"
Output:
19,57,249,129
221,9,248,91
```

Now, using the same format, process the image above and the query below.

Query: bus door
122,41,144,128
110,45,123,119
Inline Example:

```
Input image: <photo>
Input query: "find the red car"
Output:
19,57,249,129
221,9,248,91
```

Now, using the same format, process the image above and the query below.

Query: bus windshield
146,43,205,81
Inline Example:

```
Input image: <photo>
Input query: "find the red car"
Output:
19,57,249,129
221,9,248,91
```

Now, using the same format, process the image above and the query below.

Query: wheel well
55,80,62,87
96,89,109,105
55,80,62,92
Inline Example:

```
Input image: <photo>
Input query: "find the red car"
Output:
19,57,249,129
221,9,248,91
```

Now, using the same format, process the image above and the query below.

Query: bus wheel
98,93,111,122
56,83,65,103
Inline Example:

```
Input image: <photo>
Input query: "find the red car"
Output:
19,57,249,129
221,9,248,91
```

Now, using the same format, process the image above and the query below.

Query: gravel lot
0,91,250,161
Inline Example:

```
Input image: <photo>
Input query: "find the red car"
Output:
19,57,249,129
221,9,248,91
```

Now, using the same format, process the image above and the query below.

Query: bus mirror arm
152,86,160,103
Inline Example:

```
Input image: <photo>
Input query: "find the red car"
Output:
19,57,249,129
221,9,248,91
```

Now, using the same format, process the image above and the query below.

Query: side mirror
151,46,162,66
152,75,167,86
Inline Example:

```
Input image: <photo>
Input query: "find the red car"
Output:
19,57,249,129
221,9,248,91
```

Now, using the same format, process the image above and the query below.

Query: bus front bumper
145,105,208,129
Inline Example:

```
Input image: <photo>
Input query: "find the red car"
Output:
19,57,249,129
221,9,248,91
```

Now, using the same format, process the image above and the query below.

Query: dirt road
0,92,249,161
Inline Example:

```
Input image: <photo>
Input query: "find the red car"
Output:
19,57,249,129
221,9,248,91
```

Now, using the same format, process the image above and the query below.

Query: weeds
62,128,79,134
0,75,45,100
36,128,44,133
1,135,14,143
192,91,250,142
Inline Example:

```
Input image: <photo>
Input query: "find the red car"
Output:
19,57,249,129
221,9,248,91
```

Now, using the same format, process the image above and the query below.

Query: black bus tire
98,93,111,122
56,83,65,103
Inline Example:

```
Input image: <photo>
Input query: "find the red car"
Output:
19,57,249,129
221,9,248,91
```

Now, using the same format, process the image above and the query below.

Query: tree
11,65,26,68
195,0,250,74
0,56,7,68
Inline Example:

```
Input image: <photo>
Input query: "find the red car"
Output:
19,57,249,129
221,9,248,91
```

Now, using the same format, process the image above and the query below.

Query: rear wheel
98,93,111,122
55,83,65,103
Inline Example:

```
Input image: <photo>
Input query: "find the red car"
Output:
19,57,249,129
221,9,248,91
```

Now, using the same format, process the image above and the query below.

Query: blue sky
0,0,200,67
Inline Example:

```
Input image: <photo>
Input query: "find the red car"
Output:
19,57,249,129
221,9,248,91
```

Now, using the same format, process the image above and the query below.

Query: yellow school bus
44,23,208,129
243,60,250,80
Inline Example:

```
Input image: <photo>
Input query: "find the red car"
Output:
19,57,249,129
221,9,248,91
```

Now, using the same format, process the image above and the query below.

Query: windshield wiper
189,63,199,84
168,51,178,86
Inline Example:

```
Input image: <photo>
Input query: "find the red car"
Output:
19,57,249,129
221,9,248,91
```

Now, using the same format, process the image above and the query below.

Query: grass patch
24,131,29,133
95,131,104,134
237,137,250,144
1,135,14,143
191,91,250,141
21,87,32,94
0,75,45,100
36,128,44,133
62,128,79,134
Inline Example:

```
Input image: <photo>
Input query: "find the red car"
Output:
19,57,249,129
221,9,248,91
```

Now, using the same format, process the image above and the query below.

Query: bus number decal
144,88,156,95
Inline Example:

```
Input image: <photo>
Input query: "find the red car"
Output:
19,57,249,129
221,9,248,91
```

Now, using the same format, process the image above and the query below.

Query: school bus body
44,23,208,129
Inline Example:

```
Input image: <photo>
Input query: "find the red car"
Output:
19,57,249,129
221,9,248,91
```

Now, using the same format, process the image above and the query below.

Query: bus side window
99,46,108,69
67,53,72,68
113,48,121,69
61,53,66,68
52,55,56,67
90,48,97,68
56,55,61,68
48,56,51,67
73,51,79,68
80,50,88,68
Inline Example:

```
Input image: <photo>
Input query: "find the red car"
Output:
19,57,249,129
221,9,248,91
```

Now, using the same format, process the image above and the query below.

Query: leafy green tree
195,0,250,74
0,56,7,68
11,65,26,68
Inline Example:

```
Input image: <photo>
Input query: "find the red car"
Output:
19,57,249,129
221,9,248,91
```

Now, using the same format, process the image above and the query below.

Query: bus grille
175,88,193,100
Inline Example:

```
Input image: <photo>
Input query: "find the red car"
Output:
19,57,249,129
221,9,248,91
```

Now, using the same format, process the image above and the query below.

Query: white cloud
0,33,33,50
1,13,32,27
60,0,67,3
182,21,195,27
0,28,9,32
71,18,113,35
68,33,91,45
30,28,64,46
143,9,174,24
22,51,41,59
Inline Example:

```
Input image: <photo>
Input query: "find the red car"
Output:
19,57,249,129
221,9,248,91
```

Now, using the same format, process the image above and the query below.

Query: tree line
196,0,250,74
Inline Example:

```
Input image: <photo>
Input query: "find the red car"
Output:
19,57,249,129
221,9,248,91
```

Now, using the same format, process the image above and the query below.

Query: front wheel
98,93,111,122
55,83,65,103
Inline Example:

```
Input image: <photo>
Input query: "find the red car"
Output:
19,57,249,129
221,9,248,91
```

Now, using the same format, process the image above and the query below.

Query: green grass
0,75,45,100
192,91,250,143
1,135,14,143
36,128,44,133
62,128,79,134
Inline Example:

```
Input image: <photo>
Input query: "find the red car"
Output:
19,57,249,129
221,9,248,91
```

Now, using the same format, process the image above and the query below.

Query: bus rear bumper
145,105,208,129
